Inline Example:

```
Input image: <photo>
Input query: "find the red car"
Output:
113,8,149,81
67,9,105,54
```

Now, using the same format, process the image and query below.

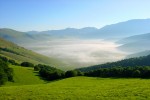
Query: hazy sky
1,0,150,31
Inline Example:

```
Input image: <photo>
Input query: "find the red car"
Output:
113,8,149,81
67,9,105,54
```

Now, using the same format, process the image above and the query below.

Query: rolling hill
0,38,66,69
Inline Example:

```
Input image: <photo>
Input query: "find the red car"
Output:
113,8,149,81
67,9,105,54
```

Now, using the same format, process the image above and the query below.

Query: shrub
21,62,34,67
65,70,78,78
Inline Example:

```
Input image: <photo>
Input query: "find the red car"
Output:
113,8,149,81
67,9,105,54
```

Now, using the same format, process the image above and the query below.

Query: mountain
0,38,66,69
27,19,150,39
77,54,150,72
95,19,150,38
126,50,150,58
2,19,150,42
117,33,150,53
27,27,99,39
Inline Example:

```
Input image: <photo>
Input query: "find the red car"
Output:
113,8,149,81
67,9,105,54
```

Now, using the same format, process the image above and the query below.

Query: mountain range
1,19,150,42
1,18,150,68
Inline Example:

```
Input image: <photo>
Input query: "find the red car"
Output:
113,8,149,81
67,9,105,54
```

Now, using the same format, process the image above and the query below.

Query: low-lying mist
24,39,127,68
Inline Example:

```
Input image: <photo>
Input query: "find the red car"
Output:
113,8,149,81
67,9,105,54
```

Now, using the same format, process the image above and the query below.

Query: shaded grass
1,77,150,100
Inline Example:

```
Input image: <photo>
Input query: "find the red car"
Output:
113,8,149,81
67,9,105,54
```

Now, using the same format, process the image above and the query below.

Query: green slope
0,38,66,69
1,77,150,100
5,65,45,86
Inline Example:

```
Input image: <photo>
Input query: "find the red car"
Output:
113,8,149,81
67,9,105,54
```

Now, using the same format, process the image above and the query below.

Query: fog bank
24,39,127,68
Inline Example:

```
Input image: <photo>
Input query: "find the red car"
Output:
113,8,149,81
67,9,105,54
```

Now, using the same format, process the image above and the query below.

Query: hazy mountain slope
0,38,66,68
117,32,150,44
126,50,150,58
27,27,98,39
95,19,150,38
117,33,150,53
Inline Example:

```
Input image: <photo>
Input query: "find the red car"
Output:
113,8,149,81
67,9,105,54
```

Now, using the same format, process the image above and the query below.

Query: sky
0,0,150,31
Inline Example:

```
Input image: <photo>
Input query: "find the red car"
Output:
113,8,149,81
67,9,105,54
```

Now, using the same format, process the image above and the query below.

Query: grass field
5,65,45,86
1,76,150,100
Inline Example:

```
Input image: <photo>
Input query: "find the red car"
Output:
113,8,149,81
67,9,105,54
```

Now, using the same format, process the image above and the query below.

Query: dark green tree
21,62,34,67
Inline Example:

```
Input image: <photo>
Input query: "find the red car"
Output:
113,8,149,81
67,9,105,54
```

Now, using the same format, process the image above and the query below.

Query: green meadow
5,65,45,86
1,66,150,100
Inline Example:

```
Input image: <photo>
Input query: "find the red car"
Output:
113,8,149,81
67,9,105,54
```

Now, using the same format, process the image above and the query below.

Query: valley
1,15,150,100
1,0,150,100
23,39,127,68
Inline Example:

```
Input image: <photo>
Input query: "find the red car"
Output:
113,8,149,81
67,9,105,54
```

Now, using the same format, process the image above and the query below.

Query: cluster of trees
78,55,150,72
0,56,19,65
0,59,13,85
85,66,150,78
34,64,83,81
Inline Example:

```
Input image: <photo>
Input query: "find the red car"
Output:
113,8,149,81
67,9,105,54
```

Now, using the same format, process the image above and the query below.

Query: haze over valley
23,39,126,68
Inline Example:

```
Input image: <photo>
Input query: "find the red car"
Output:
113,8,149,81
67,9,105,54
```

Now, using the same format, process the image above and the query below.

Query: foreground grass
5,65,45,86
1,77,150,100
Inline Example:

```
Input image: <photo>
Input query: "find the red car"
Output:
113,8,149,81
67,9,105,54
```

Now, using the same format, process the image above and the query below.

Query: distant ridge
1,19,150,41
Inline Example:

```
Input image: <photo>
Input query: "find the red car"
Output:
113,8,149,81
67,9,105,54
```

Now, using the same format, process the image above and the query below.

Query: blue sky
0,0,150,31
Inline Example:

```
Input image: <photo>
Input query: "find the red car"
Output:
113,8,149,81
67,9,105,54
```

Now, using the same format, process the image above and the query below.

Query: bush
65,70,78,78
34,66,40,71
21,62,34,67
39,64,65,81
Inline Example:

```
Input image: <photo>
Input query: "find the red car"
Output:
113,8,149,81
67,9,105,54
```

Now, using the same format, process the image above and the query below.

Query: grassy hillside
5,65,45,86
0,38,67,69
0,77,150,100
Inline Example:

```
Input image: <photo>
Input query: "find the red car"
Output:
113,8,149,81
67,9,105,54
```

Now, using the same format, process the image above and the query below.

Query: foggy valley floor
23,39,128,68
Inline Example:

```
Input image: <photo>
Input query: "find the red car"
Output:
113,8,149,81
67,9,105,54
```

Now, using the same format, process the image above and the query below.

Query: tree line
84,66,150,78
35,64,84,81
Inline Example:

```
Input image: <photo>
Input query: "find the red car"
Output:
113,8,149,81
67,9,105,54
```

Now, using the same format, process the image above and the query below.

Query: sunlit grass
1,76,150,100
5,65,45,86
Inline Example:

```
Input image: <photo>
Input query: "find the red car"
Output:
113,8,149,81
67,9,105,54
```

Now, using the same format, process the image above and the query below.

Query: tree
132,70,141,77
34,66,40,71
21,62,34,67
65,70,78,78
0,59,13,85
39,64,65,81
